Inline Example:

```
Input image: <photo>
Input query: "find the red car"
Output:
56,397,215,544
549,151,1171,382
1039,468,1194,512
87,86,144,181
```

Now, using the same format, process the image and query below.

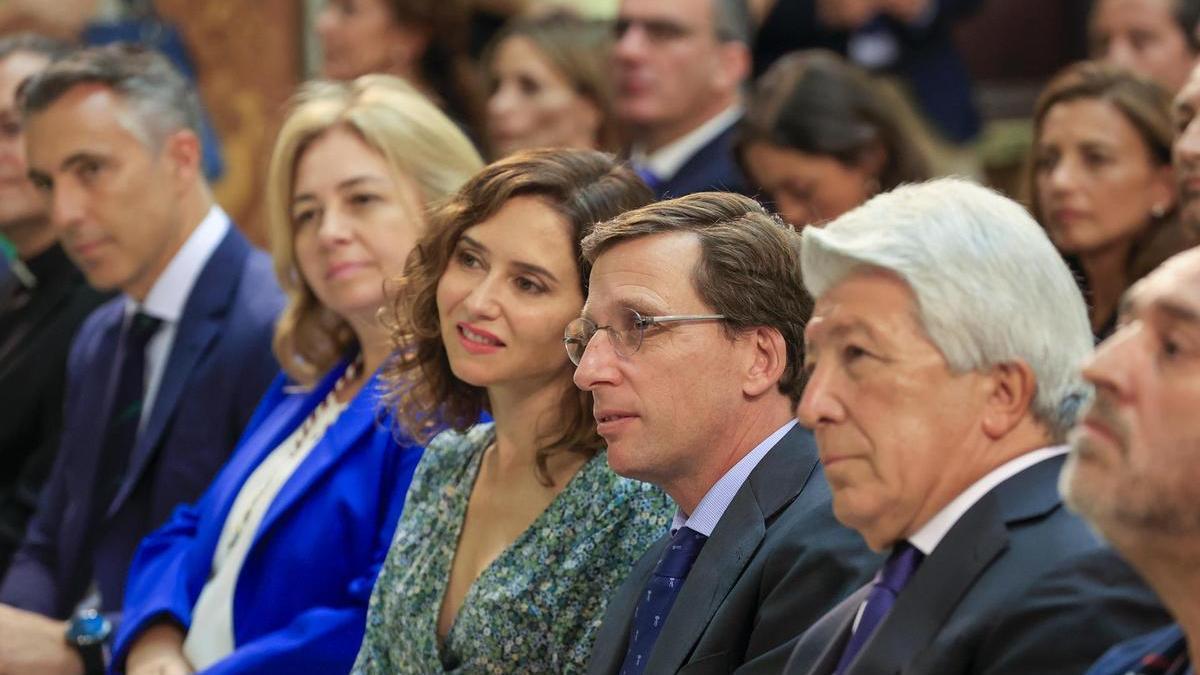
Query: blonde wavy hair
267,74,483,384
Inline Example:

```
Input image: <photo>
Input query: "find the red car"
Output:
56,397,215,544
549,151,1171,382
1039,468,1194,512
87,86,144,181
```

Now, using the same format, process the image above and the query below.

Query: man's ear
743,326,788,398
714,40,751,93
980,360,1038,439
162,128,202,190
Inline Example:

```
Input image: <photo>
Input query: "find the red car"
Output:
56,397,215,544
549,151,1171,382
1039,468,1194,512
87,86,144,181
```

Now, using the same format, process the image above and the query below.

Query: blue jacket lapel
107,227,252,518
248,369,383,553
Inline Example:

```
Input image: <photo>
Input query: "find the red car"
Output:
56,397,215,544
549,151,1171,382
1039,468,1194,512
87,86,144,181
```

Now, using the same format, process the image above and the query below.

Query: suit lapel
802,586,872,675
645,426,819,672
848,494,1009,674
589,541,663,675
107,228,251,518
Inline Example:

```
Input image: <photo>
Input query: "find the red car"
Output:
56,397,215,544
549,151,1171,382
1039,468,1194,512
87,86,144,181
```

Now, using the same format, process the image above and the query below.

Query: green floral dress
352,422,673,674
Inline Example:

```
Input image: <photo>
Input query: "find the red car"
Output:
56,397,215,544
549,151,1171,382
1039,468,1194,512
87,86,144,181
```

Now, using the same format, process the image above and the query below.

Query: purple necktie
834,541,924,675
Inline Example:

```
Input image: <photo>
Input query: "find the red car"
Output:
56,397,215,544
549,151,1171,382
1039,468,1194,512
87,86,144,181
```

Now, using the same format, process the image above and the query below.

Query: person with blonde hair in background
111,75,482,675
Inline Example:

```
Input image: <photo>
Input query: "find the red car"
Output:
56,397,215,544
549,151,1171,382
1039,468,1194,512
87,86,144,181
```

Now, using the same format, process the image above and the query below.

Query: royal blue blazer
112,361,424,674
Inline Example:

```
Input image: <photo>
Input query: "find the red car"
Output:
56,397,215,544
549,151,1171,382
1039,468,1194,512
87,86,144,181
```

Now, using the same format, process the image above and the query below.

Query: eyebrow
60,152,105,172
291,175,387,203
1119,292,1200,325
460,235,561,284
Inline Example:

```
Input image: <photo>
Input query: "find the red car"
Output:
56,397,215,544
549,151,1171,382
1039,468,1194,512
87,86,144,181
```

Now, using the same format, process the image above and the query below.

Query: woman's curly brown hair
384,148,653,484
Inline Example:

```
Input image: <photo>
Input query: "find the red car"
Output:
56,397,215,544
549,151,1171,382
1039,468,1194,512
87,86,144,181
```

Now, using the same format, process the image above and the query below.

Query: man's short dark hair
582,191,811,403
20,43,203,150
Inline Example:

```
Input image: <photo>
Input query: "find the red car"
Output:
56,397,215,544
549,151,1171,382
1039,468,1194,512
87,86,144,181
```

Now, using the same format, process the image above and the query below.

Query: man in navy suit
0,45,280,674
574,192,877,674
784,178,1168,675
615,0,752,199
1067,247,1200,675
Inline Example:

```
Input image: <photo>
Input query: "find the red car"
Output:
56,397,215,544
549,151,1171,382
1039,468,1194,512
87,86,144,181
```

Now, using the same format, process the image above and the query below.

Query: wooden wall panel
154,0,303,246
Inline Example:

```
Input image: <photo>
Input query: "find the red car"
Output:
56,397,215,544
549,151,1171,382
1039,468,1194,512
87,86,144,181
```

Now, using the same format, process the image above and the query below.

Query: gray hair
0,33,71,63
801,177,1094,440
712,0,752,45
20,43,203,152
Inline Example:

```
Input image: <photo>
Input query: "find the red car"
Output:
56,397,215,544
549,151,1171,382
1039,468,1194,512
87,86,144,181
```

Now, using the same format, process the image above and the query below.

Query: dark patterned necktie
619,526,708,675
93,311,162,515
834,541,924,675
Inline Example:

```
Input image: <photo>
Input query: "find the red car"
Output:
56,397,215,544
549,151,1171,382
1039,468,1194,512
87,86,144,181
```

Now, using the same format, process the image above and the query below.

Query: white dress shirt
630,104,744,183
123,205,230,432
670,420,797,536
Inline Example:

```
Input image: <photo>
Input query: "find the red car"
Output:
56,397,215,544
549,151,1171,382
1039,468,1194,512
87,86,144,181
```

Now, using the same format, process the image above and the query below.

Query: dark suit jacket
656,122,750,201
0,244,109,575
1085,624,1189,675
588,425,880,675
0,226,283,620
784,455,1171,675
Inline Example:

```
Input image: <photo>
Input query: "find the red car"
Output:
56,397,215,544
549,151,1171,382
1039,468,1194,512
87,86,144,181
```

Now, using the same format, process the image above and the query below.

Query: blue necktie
619,526,708,675
834,541,924,675
633,163,662,194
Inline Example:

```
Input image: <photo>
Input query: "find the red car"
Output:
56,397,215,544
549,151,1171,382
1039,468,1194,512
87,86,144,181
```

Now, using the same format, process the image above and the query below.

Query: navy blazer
655,122,750,201
113,364,423,674
784,455,1171,675
0,226,282,620
587,425,879,674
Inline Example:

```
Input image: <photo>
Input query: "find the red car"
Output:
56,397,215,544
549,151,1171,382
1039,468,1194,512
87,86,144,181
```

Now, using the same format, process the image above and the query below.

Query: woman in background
1089,0,1200,94
353,149,672,673
483,10,619,157
316,0,483,137
1030,61,1191,339
736,50,931,230
112,75,483,675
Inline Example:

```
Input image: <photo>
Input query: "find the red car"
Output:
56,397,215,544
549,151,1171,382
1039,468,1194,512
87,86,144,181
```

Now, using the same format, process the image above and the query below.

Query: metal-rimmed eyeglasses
563,308,726,366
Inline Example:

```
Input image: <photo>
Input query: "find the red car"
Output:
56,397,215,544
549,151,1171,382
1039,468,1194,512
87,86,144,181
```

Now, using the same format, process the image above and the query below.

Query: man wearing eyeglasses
615,0,752,199
573,192,877,675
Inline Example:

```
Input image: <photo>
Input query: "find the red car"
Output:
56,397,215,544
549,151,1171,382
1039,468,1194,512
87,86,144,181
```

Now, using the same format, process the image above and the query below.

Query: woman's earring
1151,203,1168,218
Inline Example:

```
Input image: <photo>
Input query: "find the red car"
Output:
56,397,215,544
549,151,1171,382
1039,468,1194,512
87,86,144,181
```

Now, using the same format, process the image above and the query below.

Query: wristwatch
64,609,111,675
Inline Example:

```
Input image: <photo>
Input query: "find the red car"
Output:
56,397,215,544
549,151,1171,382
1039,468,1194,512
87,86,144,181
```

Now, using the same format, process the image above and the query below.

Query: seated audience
0,34,108,577
352,149,671,673
0,45,283,675
1064,246,1200,674
784,177,1169,675
111,75,483,675
1030,61,1191,340
736,49,931,229
484,10,618,158
575,192,878,674
752,0,986,161
1172,62,1200,235
316,0,482,138
1090,0,1200,94
616,0,753,198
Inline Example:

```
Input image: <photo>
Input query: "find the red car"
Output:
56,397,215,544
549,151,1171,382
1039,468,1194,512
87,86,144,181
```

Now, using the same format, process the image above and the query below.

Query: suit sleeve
197,435,421,675
974,548,1172,675
0,315,100,618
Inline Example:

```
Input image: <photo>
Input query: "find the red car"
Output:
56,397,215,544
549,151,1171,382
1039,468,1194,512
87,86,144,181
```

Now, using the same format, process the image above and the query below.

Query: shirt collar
671,419,797,536
124,205,230,322
631,104,744,182
907,445,1069,555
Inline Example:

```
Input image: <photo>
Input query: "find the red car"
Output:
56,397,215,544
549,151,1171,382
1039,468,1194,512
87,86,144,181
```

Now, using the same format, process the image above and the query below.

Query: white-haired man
784,178,1169,675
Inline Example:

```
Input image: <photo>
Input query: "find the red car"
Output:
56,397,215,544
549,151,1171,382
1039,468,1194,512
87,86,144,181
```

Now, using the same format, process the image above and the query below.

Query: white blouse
182,387,349,670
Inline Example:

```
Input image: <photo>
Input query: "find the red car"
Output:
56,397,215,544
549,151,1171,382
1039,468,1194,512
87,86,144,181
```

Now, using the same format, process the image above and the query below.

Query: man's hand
126,623,192,675
0,604,83,675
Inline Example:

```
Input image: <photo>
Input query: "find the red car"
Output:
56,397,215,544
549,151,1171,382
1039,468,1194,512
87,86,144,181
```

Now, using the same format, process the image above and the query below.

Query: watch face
67,611,112,646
